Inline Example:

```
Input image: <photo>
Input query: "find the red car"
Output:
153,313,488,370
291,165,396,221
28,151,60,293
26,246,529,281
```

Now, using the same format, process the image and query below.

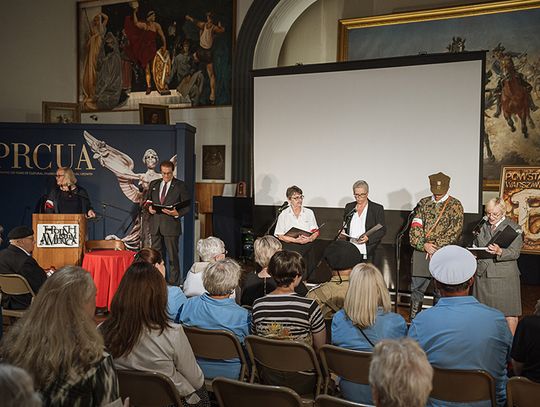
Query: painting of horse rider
339,0,540,190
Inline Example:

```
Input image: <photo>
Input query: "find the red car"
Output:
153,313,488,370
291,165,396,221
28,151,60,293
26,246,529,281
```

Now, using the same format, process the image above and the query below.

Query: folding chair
0,274,35,319
431,367,496,406
117,369,183,407
319,344,371,394
506,376,540,407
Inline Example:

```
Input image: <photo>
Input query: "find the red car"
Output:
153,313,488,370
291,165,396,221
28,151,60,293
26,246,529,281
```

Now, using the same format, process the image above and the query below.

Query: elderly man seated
0,226,47,309
408,245,513,407
369,338,433,407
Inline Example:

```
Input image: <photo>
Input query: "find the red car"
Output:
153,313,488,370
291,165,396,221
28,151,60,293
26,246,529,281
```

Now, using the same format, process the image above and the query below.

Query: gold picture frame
42,101,81,124
500,166,540,254
139,103,170,125
338,0,540,191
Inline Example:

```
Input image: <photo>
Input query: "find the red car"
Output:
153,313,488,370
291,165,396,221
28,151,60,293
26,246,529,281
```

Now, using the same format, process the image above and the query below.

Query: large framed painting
338,0,540,190
500,166,540,254
77,0,235,112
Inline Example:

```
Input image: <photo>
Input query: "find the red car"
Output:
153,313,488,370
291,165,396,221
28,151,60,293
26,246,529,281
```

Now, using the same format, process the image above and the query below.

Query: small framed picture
42,101,81,123
139,103,170,125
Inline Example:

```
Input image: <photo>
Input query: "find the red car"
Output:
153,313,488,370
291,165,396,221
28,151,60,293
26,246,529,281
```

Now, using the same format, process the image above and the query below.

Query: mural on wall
500,166,540,253
77,0,234,112
339,0,540,190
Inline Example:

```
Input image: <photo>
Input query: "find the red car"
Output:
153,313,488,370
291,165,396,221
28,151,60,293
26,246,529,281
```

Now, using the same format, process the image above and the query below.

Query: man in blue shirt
408,245,512,407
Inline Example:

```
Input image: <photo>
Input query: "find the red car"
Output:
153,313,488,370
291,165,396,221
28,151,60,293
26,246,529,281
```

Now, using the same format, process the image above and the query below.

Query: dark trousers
152,233,181,285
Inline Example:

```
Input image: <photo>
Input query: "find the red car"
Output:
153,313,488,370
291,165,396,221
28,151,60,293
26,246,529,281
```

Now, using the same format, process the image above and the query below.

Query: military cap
429,245,476,285
429,172,450,195
8,226,34,240
324,240,364,271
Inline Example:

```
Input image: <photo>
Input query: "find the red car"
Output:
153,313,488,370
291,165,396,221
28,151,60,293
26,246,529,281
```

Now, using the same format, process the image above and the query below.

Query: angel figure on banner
84,131,177,249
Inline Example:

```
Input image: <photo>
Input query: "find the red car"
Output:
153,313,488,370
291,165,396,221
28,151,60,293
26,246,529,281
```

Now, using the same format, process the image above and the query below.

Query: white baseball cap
429,245,476,285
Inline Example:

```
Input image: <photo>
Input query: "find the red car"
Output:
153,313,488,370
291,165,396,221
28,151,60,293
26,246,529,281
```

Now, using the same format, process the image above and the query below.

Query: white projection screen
253,54,484,214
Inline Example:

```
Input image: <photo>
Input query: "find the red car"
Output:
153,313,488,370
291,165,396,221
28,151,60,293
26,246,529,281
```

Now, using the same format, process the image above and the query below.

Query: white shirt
349,203,368,255
274,206,318,236
431,193,450,203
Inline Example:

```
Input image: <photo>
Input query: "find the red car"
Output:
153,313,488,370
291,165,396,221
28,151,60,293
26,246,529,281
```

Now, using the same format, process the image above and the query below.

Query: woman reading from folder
274,186,319,277
472,197,523,335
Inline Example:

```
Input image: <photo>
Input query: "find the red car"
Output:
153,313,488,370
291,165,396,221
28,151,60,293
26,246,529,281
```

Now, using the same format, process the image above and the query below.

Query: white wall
0,0,253,182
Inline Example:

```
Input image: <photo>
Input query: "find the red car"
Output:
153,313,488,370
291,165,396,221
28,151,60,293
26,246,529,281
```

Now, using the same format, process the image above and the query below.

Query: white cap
429,245,476,285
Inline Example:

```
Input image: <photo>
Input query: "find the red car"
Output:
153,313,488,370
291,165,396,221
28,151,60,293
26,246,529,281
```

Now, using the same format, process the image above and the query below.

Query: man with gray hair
369,338,433,407
408,245,512,406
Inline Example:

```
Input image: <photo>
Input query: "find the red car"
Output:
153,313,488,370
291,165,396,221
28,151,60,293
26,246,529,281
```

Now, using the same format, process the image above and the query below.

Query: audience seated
177,258,250,379
100,262,210,406
241,235,307,306
512,298,540,382
1,266,122,406
0,364,42,407
408,245,512,407
331,262,407,404
251,250,326,395
135,247,187,320
307,240,363,319
0,226,47,309
369,338,433,407
183,237,226,297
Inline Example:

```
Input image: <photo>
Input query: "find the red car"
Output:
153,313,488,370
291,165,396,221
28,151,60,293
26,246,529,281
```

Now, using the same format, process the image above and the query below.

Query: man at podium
44,167,96,218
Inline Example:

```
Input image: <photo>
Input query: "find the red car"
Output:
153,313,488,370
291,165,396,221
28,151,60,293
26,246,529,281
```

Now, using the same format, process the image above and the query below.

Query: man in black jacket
0,226,47,309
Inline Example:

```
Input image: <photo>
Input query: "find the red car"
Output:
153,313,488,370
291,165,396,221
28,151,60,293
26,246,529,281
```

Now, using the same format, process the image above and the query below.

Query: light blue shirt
408,296,512,407
166,286,187,321
177,293,250,380
332,308,407,404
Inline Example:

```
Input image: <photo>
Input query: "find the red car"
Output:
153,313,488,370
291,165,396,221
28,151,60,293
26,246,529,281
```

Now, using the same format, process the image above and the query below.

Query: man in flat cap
408,246,512,407
0,226,47,309
307,240,363,319
409,172,463,320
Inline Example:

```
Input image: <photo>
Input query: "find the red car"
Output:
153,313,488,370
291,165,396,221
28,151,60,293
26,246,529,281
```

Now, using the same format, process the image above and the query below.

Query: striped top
251,293,325,345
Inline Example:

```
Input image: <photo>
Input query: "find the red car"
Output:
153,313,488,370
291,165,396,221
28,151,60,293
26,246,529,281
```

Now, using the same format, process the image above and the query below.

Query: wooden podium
32,214,87,269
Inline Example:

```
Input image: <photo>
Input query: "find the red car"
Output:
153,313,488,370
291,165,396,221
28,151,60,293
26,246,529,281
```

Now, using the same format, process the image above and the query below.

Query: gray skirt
473,272,522,316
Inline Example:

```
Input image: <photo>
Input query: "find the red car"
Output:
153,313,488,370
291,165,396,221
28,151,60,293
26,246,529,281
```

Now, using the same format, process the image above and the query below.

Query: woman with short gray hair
177,259,250,380
183,236,226,297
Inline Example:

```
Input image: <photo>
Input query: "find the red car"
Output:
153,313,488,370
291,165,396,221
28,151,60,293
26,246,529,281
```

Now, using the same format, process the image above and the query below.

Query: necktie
160,182,168,204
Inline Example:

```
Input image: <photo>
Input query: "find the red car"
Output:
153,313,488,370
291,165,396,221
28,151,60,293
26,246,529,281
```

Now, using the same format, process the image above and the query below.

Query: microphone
472,215,488,236
277,201,289,213
345,207,356,220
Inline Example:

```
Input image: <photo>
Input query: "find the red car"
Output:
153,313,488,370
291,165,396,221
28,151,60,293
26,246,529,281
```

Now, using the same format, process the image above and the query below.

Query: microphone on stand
472,215,488,236
344,206,356,220
277,201,289,213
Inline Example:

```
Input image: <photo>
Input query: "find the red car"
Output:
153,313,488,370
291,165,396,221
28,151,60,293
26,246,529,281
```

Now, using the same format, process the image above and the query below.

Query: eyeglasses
354,193,368,198
290,195,304,200
55,174,65,178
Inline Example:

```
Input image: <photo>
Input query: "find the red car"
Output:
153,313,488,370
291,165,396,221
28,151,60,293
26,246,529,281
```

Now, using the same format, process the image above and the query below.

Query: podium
32,214,87,269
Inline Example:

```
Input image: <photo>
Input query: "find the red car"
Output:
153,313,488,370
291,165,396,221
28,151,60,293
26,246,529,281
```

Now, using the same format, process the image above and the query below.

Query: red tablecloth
82,250,135,309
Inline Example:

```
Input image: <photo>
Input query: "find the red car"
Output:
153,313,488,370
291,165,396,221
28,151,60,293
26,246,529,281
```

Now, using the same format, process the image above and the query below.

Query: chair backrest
117,369,183,407
244,335,322,394
431,367,496,405
507,376,540,407
319,344,371,394
212,377,303,407
0,274,35,297
183,325,249,381
315,394,372,407
85,239,126,251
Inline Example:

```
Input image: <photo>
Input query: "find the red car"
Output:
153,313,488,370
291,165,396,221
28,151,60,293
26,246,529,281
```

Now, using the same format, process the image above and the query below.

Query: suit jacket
0,245,47,309
147,178,190,237
474,217,522,279
343,200,386,256
45,184,93,214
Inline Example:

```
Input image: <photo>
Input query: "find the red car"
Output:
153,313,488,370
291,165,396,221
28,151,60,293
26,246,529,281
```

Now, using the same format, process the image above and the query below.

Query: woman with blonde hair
1,266,120,406
44,167,96,218
240,235,307,306
331,263,407,404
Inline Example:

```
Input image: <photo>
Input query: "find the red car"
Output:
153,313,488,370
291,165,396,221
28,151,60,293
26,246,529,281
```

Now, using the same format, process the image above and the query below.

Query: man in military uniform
307,240,364,320
409,172,463,320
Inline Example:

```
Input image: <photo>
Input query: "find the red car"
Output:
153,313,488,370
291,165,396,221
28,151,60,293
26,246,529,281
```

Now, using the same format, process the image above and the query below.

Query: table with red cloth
82,250,135,309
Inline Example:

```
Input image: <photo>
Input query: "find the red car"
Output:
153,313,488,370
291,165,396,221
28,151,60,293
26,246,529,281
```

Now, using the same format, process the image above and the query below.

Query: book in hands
467,225,520,259
151,200,191,214
285,223,326,239
342,223,383,240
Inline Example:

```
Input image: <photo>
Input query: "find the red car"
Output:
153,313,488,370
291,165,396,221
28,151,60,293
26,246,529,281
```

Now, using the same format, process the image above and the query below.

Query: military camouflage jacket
409,195,464,251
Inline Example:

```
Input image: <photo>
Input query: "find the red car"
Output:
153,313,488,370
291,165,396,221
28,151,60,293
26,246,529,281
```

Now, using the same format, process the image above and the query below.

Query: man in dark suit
147,160,190,285
0,226,47,309
341,180,386,264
